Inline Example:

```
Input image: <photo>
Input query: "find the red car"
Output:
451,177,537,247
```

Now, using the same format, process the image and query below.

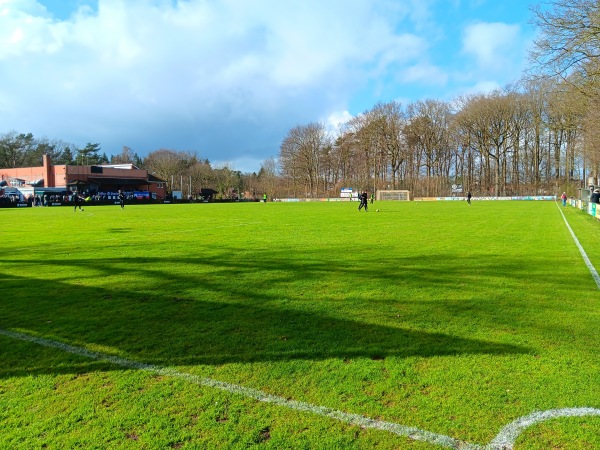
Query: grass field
1,200,599,449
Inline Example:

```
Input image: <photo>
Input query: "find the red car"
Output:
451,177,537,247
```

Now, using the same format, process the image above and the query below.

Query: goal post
376,190,411,201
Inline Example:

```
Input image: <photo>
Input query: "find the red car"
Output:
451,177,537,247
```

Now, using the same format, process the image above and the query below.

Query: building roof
148,173,166,182
99,164,140,170
88,177,150,186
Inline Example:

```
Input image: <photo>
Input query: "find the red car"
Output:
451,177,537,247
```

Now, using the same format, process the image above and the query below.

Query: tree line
2,1,598,199
0,133,108,168
277,0,600,198
278,80,592,199
0,133,275,199
141,0,600,199
0,80,592,200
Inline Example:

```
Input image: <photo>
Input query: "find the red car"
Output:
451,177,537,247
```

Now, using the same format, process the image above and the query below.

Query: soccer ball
376,209,379,212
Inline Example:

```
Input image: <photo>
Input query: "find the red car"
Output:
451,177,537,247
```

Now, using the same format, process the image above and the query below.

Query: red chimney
43,154,52,187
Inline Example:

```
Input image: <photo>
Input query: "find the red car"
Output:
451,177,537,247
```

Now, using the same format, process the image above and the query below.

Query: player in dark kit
73,193,84,212
118,190,125,209
358,191,368,211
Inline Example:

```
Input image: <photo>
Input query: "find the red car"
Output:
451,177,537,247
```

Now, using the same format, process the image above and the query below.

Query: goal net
376,190,410,201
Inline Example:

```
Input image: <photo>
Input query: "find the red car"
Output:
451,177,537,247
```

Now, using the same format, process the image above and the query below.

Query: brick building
0,154,166,201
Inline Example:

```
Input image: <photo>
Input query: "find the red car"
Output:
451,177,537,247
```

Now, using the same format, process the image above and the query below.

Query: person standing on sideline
467,191,472,205
561,192,567,206
73,193,84,212
358,191,368,211
370,192,374,204
263,193,267,203
118,190,125,209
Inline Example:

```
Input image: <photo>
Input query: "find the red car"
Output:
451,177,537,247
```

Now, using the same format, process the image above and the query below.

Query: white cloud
465,80,502,95
324,110,354,137
0,0,60,58
400,62,448,86
215,155,266,175
0,0,531,173
462,21,521,69
1,1,425,140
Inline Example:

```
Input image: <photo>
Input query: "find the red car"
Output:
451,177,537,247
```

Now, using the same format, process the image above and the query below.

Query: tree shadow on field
0,245,560,378
106,227,134,234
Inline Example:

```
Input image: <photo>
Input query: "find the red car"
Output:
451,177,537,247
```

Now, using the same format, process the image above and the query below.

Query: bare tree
406,100,452,196
188,160,213,197
330,130,358,192
546,85,585,189
279,123,330,197
111,146,136,165
583,95,600,182
369,101,407,190
530,0,600,95
257,157,279,199
519,78,553,194
345,113,380,192
144,149,196,192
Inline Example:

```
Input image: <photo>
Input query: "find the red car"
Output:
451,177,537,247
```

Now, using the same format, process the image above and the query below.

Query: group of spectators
0,188,156,208
26,193,74,207
0,194,21,204
20,191,138,206
16,191,131,206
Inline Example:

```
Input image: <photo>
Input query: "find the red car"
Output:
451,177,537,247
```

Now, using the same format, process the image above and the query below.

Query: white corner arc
488,408,600,449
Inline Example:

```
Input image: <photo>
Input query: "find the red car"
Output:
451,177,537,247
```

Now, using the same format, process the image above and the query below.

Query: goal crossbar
376,190,410,201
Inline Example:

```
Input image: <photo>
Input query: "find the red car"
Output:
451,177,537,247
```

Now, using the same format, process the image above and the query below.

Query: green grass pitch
1,200,599,449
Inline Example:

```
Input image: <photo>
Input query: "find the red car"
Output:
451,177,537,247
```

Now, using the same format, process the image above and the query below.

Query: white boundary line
0,329,468,449
490,408,600,449
555,202,600,289
2,329,600,449
4,203,600,449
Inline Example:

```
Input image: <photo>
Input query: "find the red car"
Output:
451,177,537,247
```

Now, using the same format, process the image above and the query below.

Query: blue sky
0,0,535,173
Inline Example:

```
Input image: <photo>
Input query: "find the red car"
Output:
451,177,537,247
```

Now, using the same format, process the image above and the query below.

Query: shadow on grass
0,248,553,378
106,227,134,233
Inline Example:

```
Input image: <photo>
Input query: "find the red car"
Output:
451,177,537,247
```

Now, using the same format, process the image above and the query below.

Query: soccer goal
376,190,411,201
